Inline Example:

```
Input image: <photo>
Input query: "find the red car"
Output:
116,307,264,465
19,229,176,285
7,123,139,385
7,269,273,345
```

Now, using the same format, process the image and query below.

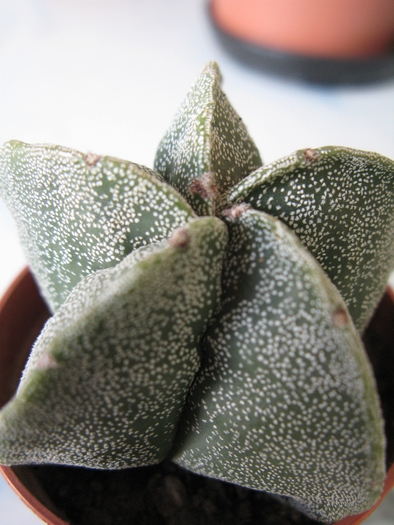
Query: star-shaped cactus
0,62,393,523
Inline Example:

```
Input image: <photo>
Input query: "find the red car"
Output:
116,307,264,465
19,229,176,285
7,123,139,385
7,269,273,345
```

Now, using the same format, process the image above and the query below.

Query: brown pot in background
209,0,394,84
0,268,393,525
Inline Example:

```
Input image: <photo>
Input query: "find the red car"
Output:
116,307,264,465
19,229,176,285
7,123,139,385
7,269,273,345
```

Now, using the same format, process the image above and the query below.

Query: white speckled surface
0,0,393,523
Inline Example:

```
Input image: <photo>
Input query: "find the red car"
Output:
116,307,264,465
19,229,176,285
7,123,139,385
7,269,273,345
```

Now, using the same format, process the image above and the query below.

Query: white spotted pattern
154,62,262,216
0,141,195,311
229,146,394,331
172,210,385,523
0,63,390,524
0,218,228,469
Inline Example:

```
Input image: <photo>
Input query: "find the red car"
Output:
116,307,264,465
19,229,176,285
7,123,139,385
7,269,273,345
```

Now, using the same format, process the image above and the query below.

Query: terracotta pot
0,269,68,524
209,0,394,84
0,268,393,525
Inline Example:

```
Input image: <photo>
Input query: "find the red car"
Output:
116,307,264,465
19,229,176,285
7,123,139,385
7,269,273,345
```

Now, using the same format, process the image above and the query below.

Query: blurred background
0,0,393,523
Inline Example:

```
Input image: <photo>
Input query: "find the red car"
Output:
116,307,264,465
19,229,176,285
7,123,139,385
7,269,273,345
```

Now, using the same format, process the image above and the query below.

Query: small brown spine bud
168,228,190,248
36,353,58,371
190,172,218,200
222,203,252,221
303,148,320,163
85,152,101,166
332,308,349,327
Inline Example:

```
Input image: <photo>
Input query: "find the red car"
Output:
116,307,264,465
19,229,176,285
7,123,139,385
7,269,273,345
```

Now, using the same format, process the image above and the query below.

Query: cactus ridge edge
0,140,196,311
0,217,227,469
229,146,394,331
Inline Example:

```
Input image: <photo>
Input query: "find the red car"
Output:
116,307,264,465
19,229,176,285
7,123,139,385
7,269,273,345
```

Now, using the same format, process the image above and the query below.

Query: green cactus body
0,62,391,524
229,147,394,332
154,61,262,216
0,218,227,468
172,208,385,522
0,141,195,311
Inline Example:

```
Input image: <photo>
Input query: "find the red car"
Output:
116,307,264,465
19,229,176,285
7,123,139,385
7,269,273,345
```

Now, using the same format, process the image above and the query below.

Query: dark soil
33,461,320,525
363,291,394,469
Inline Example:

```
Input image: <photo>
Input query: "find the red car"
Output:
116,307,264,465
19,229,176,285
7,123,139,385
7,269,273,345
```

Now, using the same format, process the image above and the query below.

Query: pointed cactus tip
204,60,221,79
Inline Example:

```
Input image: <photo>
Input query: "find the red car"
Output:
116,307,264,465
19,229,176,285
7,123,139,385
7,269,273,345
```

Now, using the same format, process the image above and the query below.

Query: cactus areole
0,62,393,524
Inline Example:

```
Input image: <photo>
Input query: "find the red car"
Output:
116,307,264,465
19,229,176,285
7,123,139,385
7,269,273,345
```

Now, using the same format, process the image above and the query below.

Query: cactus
229,147,394,332
0,62,393,523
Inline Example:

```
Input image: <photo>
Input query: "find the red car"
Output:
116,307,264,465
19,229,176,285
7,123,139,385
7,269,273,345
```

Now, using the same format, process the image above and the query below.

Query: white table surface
0,0,393,523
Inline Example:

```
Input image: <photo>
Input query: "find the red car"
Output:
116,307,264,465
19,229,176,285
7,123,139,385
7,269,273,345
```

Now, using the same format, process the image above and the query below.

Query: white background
0,0,393,523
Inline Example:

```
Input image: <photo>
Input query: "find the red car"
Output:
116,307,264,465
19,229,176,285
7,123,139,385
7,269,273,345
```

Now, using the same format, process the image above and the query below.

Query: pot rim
0,465,69,525
208,0,394,85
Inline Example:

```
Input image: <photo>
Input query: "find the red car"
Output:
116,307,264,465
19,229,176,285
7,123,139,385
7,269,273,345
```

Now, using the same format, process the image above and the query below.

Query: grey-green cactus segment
171,209,385,523
0,217,228,469
154,62,262,216
0,140,196,312
229,146,394,332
